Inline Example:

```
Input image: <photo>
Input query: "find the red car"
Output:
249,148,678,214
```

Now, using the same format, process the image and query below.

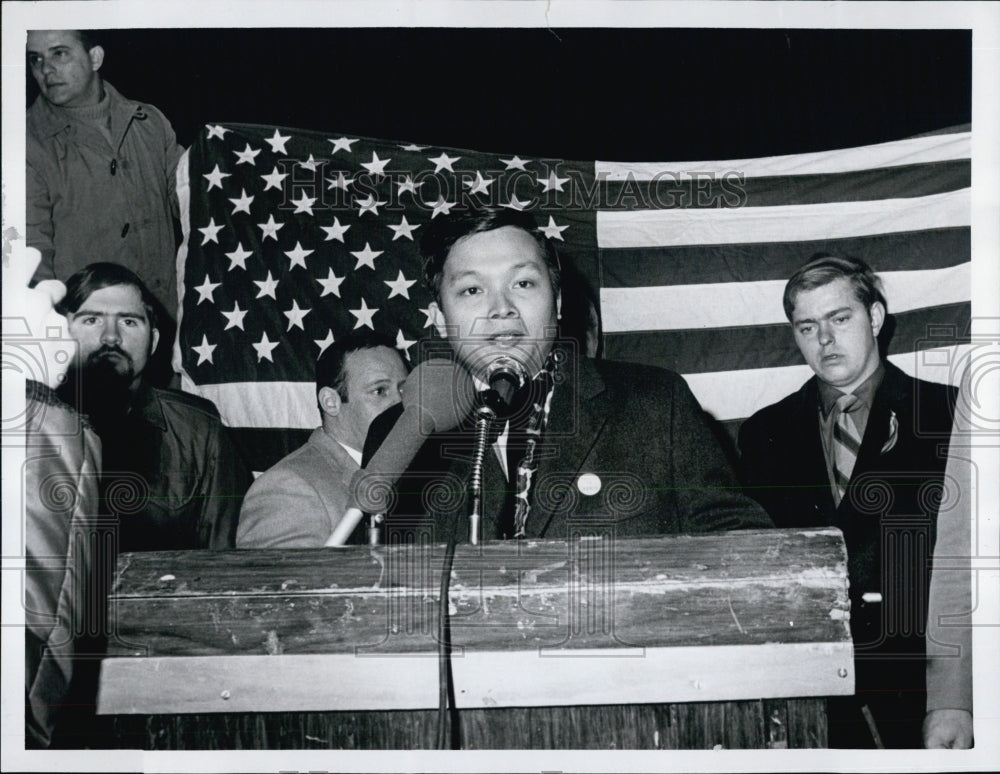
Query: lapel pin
577,473,602,496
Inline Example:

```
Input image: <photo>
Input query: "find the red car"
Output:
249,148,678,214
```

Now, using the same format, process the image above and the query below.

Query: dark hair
782,253,888,322
419,205,561,301
58,262,159,330
70,30,101,51
315,331,399,402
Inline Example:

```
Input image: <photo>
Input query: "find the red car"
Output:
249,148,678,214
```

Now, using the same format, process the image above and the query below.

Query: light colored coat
27,81,184,314
236,428,360,548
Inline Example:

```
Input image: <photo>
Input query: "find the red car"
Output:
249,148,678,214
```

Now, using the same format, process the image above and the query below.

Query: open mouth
486,330,525,345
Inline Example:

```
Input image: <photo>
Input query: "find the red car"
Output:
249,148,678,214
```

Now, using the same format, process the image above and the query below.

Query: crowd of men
17,29,973,751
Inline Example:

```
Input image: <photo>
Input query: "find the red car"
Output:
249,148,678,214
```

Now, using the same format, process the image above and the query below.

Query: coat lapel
533,353,611,537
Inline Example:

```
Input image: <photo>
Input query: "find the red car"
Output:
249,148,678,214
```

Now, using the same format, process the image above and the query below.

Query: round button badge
577,473,602,496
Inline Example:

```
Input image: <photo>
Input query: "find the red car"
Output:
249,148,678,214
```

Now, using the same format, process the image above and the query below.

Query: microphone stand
468,357,525,544
468,400,498,545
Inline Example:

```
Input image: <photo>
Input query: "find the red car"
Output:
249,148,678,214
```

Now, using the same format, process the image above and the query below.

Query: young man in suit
738,254,959,748
237,332,408,548
373,205,771,543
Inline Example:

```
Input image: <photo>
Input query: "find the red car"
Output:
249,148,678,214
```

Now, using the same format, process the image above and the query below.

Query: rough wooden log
98,528,852,721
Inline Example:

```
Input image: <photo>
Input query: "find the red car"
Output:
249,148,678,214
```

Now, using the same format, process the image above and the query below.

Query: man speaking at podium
349,206,770,543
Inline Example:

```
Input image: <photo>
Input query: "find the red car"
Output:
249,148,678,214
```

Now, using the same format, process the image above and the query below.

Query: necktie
833,393,861,506
498,372,554,539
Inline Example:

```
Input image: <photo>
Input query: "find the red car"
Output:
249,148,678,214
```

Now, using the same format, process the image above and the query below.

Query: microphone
326,359,475,546
478,355,528,417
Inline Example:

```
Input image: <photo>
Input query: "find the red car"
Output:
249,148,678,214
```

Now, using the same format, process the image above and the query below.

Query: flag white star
395,329,416,359
198,218,223,245
261,166,288,191
222,301,248,331
290,191,317,215
361,152,391,177
501,155,530,171
229,189,254,215
351,242,383,270
284,241,314,270
328,136,359,154
384,270,416,299
349,298,378,330
314,329,336,354
254,271,279,299
225,243,253,271
203,164,232,191
298,154,321,172
325,171,354,192
355,194,388,218
265,129,291,154
233,144,261,165
316,268,345,297
257,214,284,241
418,306,436,328
192,334,217,365
538,171,570,192
399,142,429,151
283,300,311,331
429,197,456,218
387,215,420,241
206,124,229,140
252,332,280,362
503,195,532,211
539,215,569,241
194,275,221,305
464,171,495,196
320,217,351,242
428,152,460,173
396,175,424,196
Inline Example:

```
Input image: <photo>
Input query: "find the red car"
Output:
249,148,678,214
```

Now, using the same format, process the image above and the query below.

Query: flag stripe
599,228,970,288
596,188,970,248
603,302,970,375
685,344,972,423
601,264,970,332
182,375,319,429
596,130,970,180
598,159,969,209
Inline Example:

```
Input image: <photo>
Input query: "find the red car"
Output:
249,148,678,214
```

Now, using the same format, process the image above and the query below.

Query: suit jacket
925,395,973,715
739,362,956,744
379,351,771,542
237,428,360,548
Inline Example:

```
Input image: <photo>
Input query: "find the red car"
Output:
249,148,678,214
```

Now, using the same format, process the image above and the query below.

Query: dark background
27,28,972,159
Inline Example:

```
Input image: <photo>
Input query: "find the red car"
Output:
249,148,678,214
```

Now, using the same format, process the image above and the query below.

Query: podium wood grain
98,527,852,748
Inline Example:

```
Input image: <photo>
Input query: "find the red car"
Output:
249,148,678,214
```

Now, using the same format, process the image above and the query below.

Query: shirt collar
818,361,885,417
336,441,363,466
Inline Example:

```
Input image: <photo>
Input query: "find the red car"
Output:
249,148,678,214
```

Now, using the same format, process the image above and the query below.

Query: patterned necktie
832,393,861,506
499,370,555,539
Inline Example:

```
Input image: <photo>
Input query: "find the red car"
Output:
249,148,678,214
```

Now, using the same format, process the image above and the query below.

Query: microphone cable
436,508,462,749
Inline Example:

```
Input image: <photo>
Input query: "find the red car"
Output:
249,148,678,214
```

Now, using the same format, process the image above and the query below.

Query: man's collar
818,361,885,416
28,81,138,137
132,381,167,430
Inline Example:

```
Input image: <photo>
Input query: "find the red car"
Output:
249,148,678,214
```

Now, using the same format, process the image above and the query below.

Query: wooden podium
97,527,853,749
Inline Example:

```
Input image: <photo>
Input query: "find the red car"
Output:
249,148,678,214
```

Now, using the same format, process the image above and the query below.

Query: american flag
174,124,971,473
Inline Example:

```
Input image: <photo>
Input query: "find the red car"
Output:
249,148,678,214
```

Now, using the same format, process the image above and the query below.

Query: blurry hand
923,708,973,749
2,245,74,389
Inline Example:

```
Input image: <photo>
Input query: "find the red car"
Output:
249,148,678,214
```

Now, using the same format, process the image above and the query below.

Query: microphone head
483,355,527,411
